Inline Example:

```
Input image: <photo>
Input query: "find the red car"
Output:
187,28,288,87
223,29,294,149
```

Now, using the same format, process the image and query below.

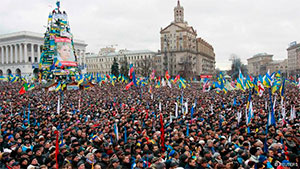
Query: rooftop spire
174,0,184,23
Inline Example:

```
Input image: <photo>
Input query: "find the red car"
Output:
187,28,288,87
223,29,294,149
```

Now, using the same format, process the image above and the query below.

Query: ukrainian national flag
55,81,61,92
236,78,245,91
0,76,5,81
179,77,187,89
271,80,280,94
10,76,19,83
263,73,272,88
77,75,84,85
238,70,245,86
279,79,285,98
275,71,281,79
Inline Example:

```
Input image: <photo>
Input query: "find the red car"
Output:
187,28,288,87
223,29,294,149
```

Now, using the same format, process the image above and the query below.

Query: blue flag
186,123,189,137
124,127,127,143
27,104,30,125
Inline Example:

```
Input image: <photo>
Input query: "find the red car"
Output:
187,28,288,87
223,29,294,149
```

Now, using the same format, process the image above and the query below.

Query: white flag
237,111,242,124
78,98,81,112
168,80,172,88
210,104,214,114
159,102,162,112
57,97,60,115
175,103,178,118
265,100,268,110
162,78,166,87
185,102,188,115
290,106,296,121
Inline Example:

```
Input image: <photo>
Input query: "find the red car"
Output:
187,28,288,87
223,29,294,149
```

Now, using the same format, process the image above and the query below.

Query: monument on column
39,0,79,81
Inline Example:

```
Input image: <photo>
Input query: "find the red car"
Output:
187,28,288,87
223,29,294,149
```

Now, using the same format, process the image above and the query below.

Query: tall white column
77,49,81,65
14,44,17,63
82,50,85,66
5,46,8,64
10,45,13,64
37,45,41,63
24,43,28,63
0,46,3,64
31,43,34,63
18,44,22,63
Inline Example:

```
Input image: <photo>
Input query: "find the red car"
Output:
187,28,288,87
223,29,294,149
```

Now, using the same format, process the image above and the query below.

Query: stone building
247,53,273,76
159,0,215,78
0,31,87,76
287,42,300,76
86,48,157,76
266,59,288,76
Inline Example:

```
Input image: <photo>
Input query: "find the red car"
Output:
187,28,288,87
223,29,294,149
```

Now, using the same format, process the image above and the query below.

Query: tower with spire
159,0,216,78
174,0,184,23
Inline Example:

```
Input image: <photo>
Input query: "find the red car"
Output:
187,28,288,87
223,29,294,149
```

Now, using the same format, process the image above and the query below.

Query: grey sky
0,0,299,70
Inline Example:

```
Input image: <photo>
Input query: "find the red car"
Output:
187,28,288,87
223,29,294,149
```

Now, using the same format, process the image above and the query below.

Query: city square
0,0,299,169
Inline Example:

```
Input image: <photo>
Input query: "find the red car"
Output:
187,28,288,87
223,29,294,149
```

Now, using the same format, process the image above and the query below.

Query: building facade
0,31,87,76
287,42,300,76
159,0,215,78
86,48,157,76
266,59,288,76
247,53,273,76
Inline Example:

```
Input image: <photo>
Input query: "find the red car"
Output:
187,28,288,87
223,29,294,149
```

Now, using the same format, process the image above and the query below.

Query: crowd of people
0,81,299,169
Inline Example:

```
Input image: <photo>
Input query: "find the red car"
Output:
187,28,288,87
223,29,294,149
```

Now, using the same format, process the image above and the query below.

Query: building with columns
86,47,157,76
159,0,215,78
0,31,87,76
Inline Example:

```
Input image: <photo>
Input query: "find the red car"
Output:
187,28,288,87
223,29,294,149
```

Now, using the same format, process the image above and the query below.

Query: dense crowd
0,81,299,169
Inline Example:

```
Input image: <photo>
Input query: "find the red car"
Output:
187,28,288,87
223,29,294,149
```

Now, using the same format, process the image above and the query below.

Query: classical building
266,59,288,76
247,53,273,76
0,31,87,76
159,0,215,78
86,48,157,76
287,42,300,76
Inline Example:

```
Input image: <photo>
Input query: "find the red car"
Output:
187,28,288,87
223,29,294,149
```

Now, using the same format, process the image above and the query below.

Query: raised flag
175,102,178,118
280,79,285,98
174,75,180,83
267,89,276,127
114,123,119,141
257,81,265,97
129,64,134,79
19,83,29,95
125,81,134,90
165,71,170,81
55,81,61,92
57,97,60,115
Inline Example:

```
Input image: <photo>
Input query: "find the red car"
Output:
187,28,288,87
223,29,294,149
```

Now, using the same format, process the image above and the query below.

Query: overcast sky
0,0,299,70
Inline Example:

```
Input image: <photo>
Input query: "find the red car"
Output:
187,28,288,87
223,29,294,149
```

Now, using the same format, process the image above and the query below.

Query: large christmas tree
39,0,79,81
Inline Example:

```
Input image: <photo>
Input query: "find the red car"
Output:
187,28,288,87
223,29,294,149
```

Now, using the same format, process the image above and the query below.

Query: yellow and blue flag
55,81,61,92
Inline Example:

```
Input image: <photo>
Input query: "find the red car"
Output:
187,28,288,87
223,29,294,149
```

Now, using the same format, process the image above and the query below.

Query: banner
55,37,77,67
67,85,79,91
